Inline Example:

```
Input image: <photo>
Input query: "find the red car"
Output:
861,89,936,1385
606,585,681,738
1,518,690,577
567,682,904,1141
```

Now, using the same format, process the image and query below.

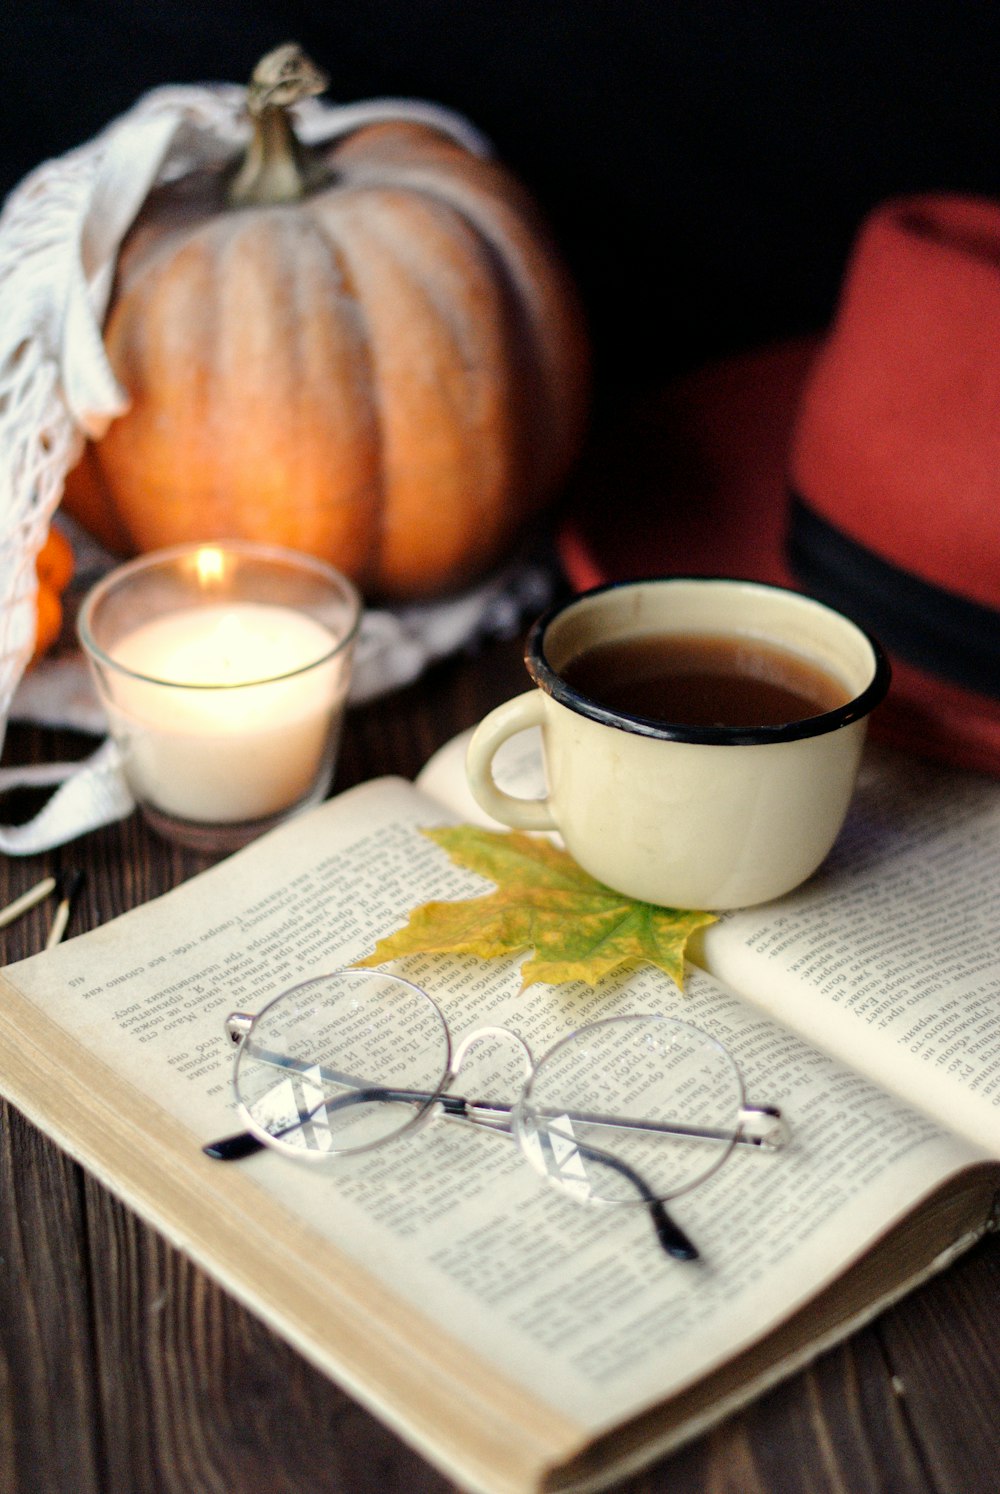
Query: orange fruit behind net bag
31,526,74,665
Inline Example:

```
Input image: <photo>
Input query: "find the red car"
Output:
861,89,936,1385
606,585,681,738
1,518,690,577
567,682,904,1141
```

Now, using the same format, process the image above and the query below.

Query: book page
420,728,1000,1156
697,748,1000,1156
0,775,987,1449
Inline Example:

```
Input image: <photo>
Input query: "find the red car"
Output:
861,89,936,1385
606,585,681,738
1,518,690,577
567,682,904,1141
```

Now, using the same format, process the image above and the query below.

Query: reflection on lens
233,970,451,1156
514,1015,745,1204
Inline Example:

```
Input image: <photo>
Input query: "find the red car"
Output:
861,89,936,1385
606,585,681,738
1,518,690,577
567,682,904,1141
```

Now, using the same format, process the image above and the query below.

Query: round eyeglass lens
233,970,451,1157
514,1015,745,1205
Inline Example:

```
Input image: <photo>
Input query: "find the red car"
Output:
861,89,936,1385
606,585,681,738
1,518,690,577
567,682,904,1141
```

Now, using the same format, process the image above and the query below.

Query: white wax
107,603,347,824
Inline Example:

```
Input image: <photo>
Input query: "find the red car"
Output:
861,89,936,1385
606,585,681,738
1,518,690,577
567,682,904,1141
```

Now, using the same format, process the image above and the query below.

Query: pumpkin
63,45,590,600
31,525,74,665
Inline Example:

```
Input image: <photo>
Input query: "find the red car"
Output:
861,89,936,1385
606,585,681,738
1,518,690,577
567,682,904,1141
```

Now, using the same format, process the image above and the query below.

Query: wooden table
1,628,997,1494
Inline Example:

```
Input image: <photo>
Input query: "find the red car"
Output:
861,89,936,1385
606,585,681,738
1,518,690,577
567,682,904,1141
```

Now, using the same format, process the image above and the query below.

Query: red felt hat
560,194,1000,776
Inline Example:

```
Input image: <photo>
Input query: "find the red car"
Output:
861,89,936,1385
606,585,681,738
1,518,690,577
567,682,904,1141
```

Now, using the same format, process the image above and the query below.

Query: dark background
4,2,1000,403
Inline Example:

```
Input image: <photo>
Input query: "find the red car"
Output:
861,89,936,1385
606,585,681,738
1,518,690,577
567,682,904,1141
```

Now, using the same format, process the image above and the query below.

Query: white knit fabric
0,82,532,855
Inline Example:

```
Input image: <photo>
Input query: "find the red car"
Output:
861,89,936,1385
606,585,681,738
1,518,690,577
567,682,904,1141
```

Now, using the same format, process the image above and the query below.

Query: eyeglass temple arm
203,1037,787,1158
204,1129,268,1162
521,1120,699,1262
202,1086,785,1162
467,1100,788,1149
205,1037,787,1153
202,1083,700,1261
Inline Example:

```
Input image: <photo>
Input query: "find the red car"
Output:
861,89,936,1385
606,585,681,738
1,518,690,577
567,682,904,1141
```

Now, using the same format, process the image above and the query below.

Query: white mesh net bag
0,78,548,853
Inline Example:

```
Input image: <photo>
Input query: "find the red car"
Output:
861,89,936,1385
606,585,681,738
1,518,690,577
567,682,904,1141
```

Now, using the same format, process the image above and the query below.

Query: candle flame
195,547,227,586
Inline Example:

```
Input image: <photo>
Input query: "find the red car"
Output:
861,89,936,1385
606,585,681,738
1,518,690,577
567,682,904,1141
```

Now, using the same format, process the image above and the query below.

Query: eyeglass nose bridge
448,1024,534,1090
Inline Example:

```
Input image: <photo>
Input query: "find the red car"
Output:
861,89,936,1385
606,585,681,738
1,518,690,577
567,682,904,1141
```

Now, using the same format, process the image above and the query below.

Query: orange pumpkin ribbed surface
63,46,590,600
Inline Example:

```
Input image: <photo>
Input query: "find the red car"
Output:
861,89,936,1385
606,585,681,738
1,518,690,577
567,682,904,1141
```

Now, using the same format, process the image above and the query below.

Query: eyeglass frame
203,968,790,1262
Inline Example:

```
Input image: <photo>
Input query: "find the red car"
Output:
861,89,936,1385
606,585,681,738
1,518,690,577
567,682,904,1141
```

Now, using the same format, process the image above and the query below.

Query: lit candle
107,601,344,825
80,543,361,851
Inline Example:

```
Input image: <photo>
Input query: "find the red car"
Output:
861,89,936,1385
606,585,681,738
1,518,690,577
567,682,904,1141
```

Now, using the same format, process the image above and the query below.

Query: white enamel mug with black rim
465,577,891,910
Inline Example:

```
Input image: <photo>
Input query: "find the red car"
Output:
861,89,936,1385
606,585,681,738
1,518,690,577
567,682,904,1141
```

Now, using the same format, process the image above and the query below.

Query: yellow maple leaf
355,825,716,990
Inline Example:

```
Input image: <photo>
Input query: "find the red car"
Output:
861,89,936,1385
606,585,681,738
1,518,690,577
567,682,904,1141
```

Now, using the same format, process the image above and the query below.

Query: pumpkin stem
228,43,333,207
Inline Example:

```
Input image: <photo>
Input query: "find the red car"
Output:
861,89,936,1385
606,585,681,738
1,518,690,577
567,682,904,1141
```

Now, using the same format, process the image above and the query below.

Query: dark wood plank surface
0,631,997,1494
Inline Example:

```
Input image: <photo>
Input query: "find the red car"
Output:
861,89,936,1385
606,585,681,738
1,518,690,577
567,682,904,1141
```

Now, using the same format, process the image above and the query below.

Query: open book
1,727,998,1494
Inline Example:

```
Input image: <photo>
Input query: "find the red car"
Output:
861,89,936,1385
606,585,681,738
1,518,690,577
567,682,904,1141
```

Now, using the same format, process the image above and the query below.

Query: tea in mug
560,632,851,728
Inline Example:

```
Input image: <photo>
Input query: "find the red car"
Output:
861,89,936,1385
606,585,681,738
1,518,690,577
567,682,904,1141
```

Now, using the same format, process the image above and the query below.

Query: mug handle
465,692,558,831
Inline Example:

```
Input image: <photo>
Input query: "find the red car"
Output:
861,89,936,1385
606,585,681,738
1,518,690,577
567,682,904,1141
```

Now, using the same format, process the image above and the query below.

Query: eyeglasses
203,969,789,1261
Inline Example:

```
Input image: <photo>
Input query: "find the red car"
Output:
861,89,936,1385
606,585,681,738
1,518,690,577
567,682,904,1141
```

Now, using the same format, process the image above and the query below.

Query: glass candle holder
78,542,362,854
